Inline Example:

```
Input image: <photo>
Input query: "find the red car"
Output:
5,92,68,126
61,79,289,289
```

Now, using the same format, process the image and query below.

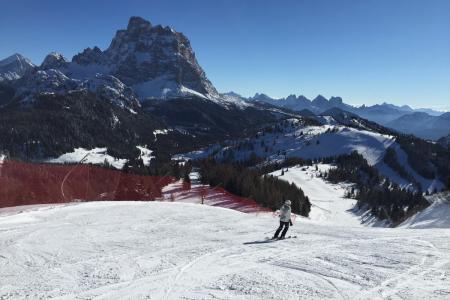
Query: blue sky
1,0,449,110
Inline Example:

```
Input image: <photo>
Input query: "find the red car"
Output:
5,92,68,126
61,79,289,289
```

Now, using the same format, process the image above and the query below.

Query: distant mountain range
1,16,447,142
0,15,448,167
221,92,449,140
386,112,450,141
0,17,281,161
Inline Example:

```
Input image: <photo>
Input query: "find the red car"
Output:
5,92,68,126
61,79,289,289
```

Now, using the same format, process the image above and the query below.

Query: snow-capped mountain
59,16,218,101
40,52,69,70
0,16,448,175
83,74,141,110
0,17,256,111
0,53,35,81
16,69,80,98
0,17,285,161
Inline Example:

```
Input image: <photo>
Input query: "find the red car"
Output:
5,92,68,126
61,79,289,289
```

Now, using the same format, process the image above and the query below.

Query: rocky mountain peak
0,53,26,66
41,52,68,70
252,93,275,102
72,46,104,65
329,96,343,105
3,17,221,106
0,53,35,81
127,16,152,32
312,95,328,105
285,94,297,101
68,16,218,100
297,95,310,102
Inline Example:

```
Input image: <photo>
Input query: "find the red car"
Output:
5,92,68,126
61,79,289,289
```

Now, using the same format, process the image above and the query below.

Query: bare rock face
40,52,68,70
69,16,218,100
72,47,104,65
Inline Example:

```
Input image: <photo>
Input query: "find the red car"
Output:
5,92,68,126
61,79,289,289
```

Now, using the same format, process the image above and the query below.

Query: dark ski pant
274,221,289,238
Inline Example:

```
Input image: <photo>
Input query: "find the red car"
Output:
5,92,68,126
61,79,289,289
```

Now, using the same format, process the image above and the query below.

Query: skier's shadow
243,239,275,245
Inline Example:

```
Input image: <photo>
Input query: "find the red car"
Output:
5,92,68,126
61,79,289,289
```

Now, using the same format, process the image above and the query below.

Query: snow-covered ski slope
175,119,443,193
1,199,450,299
274,164,450,229
1,164,449,299
270,164,377,227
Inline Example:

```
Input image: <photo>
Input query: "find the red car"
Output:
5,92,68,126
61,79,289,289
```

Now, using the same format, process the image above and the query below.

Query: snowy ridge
83,74,140,108
16,69,80,99
0,53,35,81
40,52,68,70
176,120,395,166
176,118,443,193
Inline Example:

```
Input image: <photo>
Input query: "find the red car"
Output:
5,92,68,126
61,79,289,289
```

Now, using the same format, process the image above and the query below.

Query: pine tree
172,162,180,179
183,171,191,183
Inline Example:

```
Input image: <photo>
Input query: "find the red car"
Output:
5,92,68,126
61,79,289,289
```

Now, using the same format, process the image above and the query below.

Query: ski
265,235,297,241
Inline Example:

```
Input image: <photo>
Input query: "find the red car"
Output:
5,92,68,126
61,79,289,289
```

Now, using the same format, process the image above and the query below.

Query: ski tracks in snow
357,237,449,299
163,248,228,299
2,202,450,299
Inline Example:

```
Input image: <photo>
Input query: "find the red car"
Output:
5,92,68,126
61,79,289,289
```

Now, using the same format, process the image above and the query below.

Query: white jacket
279,204,291,222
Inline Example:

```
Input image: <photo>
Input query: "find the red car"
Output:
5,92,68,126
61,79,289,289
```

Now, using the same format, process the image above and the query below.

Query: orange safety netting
0,160,175,208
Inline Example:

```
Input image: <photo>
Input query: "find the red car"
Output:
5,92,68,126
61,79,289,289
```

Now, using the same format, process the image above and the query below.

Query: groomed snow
271,164,364,227
1,201,450,299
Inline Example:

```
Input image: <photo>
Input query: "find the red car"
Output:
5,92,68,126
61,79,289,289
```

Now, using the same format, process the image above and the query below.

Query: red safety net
0,160,175,208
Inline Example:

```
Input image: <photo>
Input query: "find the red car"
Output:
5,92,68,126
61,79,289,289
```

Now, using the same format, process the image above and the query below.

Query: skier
273,199,293,240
